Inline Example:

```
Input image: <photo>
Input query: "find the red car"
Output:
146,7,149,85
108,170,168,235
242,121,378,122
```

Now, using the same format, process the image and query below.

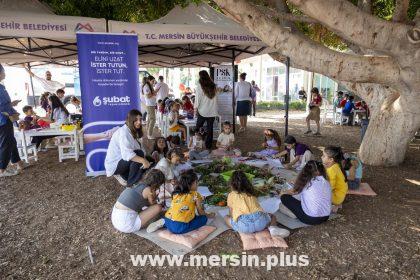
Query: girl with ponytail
322,146,348,207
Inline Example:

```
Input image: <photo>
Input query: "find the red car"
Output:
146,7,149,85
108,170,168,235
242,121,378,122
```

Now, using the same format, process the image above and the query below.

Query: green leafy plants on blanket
195,159,286,206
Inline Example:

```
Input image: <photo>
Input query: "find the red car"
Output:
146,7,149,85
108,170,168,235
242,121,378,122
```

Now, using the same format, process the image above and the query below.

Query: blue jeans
164,215,208,234
348,179,361,190
230,211,270,233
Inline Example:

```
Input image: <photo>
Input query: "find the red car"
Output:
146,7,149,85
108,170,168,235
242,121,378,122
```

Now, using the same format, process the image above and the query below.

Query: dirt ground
0,111,419,279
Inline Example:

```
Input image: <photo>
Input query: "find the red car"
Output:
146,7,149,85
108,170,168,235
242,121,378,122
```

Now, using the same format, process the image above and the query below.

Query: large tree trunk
343,83,420,166
361,97,420,166
214,0,420,166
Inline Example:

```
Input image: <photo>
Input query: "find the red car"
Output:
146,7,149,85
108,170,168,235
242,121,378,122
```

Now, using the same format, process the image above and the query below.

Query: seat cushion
239,230,288,250
157,226,216,248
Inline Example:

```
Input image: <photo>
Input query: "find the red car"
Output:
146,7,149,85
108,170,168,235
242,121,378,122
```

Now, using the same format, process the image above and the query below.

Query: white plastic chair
57,133,79,162
14,130,38,163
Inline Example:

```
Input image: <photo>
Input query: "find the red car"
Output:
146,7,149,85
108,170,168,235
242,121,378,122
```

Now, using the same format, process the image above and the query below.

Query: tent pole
27,63,36,108
231,50,236,133
284,57,290,137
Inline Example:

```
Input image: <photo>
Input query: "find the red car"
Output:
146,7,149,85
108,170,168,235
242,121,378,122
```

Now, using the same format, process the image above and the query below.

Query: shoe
313,132,321,136
113,175,127,186
45,144,57,149
0,169,18,177
268,226,290,238
146,218,165,233
147,135,156,140
304,130,312,135
37,147,48,152
238,127,245,133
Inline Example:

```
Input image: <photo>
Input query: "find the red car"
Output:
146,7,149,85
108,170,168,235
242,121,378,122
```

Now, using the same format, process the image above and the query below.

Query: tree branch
287,0,412,56
393,0,409,23
256,4,317,24
215,0,401,85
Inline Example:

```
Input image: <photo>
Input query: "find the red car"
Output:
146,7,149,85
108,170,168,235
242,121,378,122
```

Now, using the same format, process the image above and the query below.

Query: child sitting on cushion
342,153,363,190
147,169,214,234
212,121,241,157
322,146,348,211
274,135,313,170
224,171,290,237
111,169,166,233
278,160,332,225
188,128,209,160
248,129,281,158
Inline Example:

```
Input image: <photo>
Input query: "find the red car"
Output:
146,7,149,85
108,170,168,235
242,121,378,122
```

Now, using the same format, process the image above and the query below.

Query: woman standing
105,109,151,187
0,64,24,177
141,77,158,140
194,70,219,150
305,87,322,136
235,73,252,132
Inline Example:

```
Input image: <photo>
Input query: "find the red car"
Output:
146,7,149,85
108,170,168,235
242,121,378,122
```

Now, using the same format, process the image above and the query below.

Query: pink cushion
347,183,377,196
239,230,288,250
157,226,216,248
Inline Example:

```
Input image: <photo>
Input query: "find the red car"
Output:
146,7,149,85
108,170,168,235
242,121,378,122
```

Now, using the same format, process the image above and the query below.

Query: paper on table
218,208,229,218
258,197,281,214
190,159,213,165
175,162,193,173
244,159,268,168
197,186,213,197
266,157,284,169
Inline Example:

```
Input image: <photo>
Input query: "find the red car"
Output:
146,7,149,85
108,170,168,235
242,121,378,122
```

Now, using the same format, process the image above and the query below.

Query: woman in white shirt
142,76,159,140
105,109,151,187
235,73,253,132
194,70,219,149
48,95,69,125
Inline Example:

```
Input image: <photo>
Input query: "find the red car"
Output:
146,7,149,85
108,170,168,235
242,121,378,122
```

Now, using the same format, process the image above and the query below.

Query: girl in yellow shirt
322,146,348,207
147,170,214,234
224,171,290,238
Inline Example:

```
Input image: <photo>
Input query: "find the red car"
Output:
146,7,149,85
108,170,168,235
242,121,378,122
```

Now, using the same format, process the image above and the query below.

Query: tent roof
0,0,106,65
108,3,267,67
0,2,266,67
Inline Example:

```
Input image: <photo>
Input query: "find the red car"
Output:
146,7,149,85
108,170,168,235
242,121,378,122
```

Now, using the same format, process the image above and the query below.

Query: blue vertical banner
77,33,140,176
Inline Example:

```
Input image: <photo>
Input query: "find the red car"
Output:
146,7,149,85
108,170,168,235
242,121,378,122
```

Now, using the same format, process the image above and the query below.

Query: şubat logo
75,23,94,32
93,96,130,107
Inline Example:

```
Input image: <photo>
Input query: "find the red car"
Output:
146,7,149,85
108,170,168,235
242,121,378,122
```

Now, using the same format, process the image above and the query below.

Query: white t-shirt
301,176,332,217
154,158,178,180
194,85,218,118
33,75,65,93
142,84,156,107
104,125,144,177
217,132,234,147
52,108,68,125
235,80,252,101
155,81,169,101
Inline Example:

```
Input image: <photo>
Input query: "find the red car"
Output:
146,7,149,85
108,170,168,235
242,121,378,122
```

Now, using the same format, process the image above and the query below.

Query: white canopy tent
108,3,267,68
0,0,106,66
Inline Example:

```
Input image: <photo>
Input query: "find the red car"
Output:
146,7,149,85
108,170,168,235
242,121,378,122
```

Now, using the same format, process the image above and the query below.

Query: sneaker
147,135,155,140
146,218,165,233
304,130,312,135
113,175,127,186
313,132,321,136
268,226,290,238
0,169,18,177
